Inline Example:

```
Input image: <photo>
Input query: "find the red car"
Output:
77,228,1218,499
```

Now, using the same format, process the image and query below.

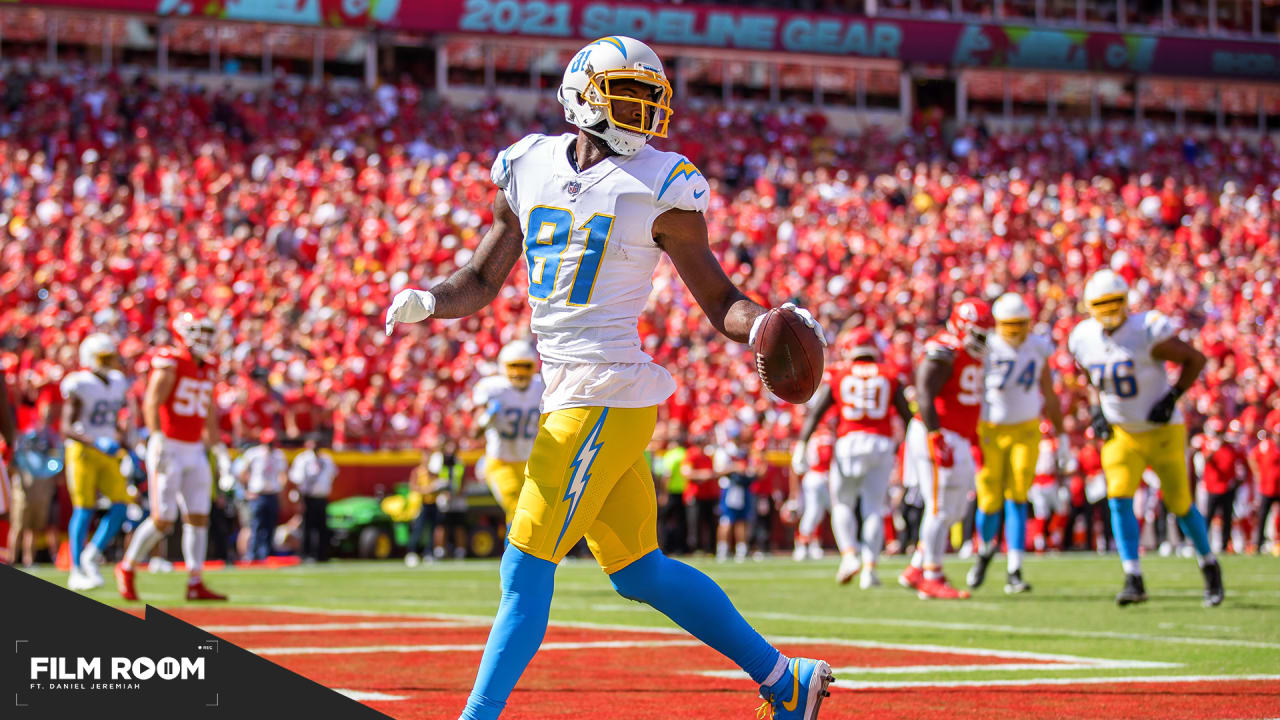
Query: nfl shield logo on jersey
565,180,581,196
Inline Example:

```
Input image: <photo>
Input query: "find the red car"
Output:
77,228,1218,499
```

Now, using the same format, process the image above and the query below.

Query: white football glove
385,288,437,336
749,302,828,348
1054,433,1076,473
791,443,809,475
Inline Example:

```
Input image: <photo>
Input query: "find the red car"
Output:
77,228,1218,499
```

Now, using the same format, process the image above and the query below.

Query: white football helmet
992,293,1032,347
79,333,119,371
558,36,672,156
1084,269,1130,331
172,311,217,357
498,340,538,391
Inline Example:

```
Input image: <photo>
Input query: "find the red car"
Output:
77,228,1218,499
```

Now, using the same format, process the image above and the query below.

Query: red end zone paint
145,608,1280,720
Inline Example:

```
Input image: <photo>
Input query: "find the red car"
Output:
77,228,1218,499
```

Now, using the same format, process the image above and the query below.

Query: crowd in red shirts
2,65,1279,549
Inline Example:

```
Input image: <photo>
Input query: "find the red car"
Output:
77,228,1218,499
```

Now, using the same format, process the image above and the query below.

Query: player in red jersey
899,300,993,600
796,328,911,587
116,311,232,602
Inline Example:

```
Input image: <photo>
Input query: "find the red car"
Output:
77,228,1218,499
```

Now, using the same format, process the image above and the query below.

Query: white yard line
334,689,408,701
251,639,704,656
827,673,1280,690
203,621,484,633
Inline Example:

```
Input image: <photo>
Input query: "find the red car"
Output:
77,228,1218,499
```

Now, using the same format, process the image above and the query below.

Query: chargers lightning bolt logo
657,158,702,201
553,409,609,555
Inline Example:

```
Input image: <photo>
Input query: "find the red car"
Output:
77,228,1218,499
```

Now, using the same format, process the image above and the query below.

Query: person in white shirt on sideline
237,428,288,562
289,433,337,563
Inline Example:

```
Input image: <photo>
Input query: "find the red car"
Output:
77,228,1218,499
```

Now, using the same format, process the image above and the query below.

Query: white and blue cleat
757,657,834,719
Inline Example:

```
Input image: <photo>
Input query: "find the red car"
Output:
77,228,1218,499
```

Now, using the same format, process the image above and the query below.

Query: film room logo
28,654,206,692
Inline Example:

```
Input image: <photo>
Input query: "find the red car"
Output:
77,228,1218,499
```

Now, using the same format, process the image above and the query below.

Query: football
753,307,825,404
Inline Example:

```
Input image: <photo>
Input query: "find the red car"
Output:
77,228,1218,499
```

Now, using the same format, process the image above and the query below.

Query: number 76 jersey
828,360,909,439
1068,311,1181,433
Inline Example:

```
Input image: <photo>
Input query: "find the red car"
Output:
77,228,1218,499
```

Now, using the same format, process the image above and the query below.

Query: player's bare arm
916,355,953,433
1039,363,1067,435
795,385,835,445
60,395,97,448
892,384,912,425
653,207,765,344
144,365,177,436
385,191,524,333
1152,336,1206,392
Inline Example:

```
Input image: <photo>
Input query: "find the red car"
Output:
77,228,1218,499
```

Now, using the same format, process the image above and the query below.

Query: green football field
28,553,1280,719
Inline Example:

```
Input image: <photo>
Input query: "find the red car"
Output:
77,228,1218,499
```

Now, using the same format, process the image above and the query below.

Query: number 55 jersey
492,132,709,411
1067,311,1181,433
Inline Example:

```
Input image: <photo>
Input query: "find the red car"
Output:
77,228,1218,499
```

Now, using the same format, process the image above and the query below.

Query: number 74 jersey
1068,311,1181,433
982,333,1053,426
827,360,909,439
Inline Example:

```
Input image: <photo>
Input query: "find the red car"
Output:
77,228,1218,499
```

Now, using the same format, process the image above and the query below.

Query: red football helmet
846,327,879,361
947,298,995,356
172,311,217,358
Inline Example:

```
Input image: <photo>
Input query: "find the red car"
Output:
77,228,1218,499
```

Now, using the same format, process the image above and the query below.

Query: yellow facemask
996,319,1030,347
1088,295,1128,331
504,361,535,391
586,70,672,139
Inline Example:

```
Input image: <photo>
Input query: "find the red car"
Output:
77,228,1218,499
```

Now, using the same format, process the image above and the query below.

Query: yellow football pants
976,420,1041,513
65,439,128,509
509,405,659,574
1102,423,1191,515
485,457,526,526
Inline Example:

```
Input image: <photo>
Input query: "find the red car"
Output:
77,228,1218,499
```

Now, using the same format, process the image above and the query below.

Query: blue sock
1003,500,1027,552
461,545,556,720
610,549,781,684
1108,497,1141,564
90,503,127,551
1176,506,1212,558
976,509,1002,546
69,508,94,567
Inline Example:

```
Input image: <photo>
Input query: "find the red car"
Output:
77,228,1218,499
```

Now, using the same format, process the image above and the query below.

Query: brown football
754,307,825,404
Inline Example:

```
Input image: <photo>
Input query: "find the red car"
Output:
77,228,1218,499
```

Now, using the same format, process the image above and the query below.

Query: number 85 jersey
1068,311,1181,433
828,360,908,439
492,133,709,369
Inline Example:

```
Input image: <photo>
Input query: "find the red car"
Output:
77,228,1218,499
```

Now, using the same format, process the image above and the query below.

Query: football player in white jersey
968,293,1070,595
387,36,833,720
473,340,545,528
60,334,134,590
1068,269,1222,607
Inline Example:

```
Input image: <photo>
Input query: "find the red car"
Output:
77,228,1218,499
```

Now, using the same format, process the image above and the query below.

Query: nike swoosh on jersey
692,188,706,198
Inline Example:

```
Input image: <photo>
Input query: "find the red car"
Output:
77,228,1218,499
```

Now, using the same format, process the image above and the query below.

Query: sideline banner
10,0,1279,79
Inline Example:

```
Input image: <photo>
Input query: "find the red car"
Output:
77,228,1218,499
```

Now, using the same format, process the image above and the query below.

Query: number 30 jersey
1068,311,1181,433
827,360,907,439
922,332,985,442
60,369,130,443
492,133,709,411
982,333,1053,426
473,374,546,462
150,346,217,443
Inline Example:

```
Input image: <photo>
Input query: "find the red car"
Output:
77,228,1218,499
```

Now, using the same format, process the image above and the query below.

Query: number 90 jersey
1068,311,1181,433
922,332,985,442
473,374,546,462
60,369,130,443
982,333,1053,426
827,360,907,439
492,133,709,409
150,346,217,443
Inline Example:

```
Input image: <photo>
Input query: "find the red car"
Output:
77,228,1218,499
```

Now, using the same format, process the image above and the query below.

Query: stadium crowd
1,62,1279,560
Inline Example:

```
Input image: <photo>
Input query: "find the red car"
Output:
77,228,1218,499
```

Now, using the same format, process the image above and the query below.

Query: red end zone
142,607,1280,720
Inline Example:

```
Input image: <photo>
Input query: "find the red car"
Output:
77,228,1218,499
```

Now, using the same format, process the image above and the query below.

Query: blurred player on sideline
386,35,833,720
795,328,911,587
473,340,544,528
969,293,1070,594
116,312,233,602
899,300,993,600
62,334,133,591
789,430,833,562
1069,269,1222,607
